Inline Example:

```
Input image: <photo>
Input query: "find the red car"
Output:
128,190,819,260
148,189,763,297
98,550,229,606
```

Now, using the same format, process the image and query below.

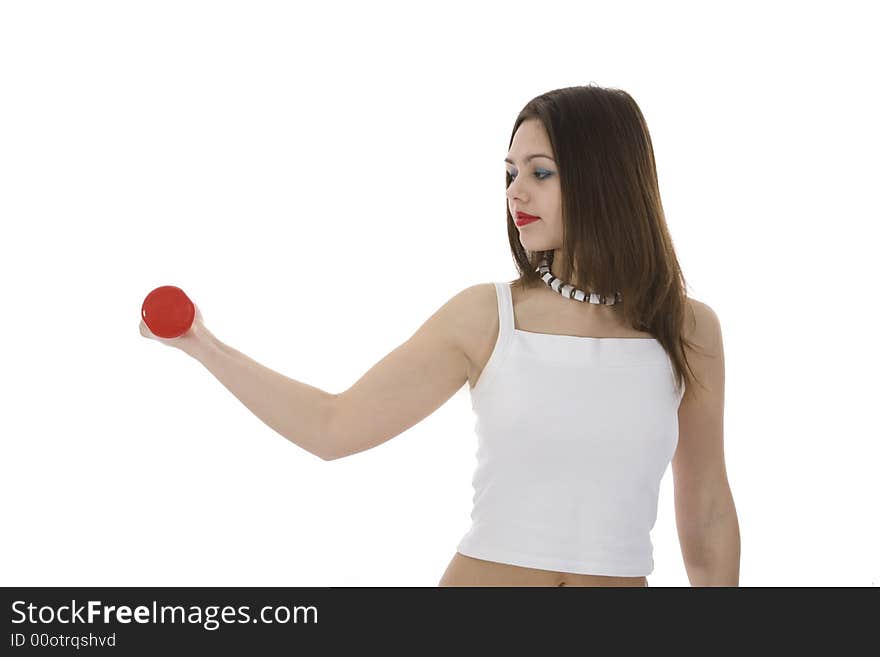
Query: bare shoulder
681,297,724,403
683,297,722,353
446,283,500,376
442,283,496,326
452,281,498,334
427,282,495,347
444,282,497,322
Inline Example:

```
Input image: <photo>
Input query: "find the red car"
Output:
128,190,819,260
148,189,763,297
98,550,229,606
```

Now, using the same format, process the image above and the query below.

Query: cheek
539,216,561,233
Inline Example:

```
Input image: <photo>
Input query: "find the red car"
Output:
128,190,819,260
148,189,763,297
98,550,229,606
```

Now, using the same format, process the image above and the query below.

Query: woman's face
505,118,563,252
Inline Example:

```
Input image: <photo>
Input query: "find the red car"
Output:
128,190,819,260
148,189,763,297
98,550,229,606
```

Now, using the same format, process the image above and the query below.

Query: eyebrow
504,153,555,164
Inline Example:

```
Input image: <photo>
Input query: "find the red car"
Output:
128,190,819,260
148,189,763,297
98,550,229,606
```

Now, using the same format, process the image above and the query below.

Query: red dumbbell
141,285,196,339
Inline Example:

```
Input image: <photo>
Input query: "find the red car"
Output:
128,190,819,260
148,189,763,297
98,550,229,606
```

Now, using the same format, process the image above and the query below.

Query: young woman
140,84,739,587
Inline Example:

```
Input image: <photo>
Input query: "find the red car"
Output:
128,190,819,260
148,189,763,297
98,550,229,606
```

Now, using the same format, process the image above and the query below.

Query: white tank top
456,281,685,577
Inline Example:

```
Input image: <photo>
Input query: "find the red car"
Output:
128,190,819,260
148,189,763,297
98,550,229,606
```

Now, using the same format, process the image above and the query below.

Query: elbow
679,509,741,581
319,393,345,461
318,391,379,461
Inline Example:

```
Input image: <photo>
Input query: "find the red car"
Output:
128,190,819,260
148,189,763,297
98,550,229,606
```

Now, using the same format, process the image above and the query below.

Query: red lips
515,211,541,226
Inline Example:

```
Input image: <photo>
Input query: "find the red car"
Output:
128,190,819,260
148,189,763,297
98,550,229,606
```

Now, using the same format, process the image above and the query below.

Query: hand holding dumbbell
139,285,209,356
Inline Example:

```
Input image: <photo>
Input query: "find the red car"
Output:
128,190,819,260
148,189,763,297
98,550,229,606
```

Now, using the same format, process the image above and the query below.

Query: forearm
680,507,741,586
188,329,337,460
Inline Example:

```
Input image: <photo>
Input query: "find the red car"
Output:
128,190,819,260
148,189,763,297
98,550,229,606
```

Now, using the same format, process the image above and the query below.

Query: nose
506,178,526,206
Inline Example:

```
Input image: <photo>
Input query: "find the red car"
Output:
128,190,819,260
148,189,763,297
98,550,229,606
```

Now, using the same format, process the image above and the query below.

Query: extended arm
183,285,478,462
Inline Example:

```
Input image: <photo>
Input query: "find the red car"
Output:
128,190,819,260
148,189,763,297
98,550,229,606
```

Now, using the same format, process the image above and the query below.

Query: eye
507,169,553,182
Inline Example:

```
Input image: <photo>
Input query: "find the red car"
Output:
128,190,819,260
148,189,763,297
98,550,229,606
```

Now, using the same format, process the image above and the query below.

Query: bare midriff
439,552,647,587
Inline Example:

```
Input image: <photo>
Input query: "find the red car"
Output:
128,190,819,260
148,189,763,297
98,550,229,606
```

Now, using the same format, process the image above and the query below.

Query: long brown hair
506,84,706,397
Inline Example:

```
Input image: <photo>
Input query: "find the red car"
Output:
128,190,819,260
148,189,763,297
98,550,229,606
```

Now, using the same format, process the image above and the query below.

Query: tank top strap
494,281,515,337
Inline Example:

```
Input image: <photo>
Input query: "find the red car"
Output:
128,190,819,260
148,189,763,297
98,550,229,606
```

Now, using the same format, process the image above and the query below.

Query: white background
1,0,877,587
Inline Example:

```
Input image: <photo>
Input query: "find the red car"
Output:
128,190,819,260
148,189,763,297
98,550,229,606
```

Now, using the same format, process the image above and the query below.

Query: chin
520,236,556,251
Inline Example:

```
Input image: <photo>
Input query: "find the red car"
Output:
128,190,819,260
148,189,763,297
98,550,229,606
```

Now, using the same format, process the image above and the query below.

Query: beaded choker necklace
535,256,622,306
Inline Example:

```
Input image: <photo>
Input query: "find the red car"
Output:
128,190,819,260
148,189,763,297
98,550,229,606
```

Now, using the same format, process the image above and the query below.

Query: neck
547,253,595,291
